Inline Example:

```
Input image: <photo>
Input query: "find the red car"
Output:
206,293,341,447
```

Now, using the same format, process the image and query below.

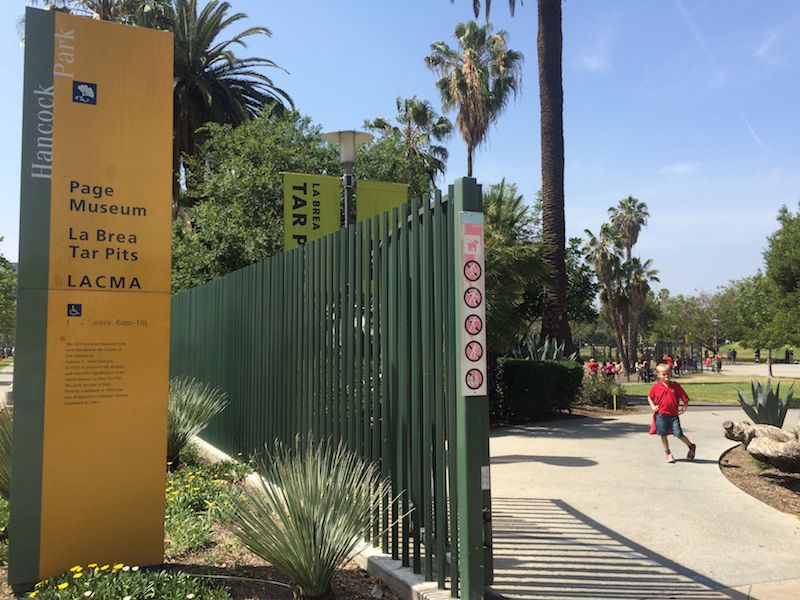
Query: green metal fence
170,178,491,598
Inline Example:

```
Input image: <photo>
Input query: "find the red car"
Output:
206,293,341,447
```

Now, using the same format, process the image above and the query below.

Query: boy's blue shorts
655,413,683,437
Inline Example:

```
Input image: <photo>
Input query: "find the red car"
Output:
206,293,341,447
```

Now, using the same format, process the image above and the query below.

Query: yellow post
613,394,617,411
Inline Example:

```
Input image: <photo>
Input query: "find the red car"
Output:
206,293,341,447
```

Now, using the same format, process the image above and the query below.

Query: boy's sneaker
687,444,697,461
665,452,676,463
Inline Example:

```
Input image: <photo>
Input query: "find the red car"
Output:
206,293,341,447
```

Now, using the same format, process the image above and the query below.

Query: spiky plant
736,379,794,428
0,409,11,499
511,334,578,361
223,435,393,600
167,377,228,465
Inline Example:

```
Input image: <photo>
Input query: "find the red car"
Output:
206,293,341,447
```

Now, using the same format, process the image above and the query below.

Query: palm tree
171,0,292,218
608,196,649,262
457,0,572,353
425,20,522,177
484,180,544,351
366,96,453,188
623,257,659,372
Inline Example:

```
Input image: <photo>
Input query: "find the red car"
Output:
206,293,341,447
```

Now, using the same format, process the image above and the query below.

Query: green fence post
451,178,491,600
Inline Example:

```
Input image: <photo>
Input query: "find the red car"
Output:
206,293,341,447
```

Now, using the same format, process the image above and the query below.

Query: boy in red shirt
647,364,697,463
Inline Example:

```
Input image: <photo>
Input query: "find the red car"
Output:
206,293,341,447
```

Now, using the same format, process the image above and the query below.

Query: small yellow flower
113,563,124,570
100,564,109,571
28,592,38,598
70,565,83,572
88,563,97,568
57,582,69,590
73,572,83,579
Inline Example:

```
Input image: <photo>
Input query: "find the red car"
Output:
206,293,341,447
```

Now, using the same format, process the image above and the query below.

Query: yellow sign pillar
10,9,173,586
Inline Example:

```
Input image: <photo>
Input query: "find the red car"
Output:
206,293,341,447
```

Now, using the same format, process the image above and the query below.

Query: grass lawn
0,358,10,368
621,372,800,405
718,342,794,363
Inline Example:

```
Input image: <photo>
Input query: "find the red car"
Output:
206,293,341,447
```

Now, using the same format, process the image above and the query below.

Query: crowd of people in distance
585,357,623,381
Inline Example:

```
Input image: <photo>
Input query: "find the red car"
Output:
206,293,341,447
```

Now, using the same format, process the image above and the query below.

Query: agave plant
223,435,393,600
511,334,578,362
736,379,794,428
167,376,228,465
0,409,11,499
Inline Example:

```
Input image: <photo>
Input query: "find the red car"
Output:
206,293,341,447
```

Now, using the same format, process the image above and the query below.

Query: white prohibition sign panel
460,212,487,396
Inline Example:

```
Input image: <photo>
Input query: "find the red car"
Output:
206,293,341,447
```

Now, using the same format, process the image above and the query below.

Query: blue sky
1,0,799,295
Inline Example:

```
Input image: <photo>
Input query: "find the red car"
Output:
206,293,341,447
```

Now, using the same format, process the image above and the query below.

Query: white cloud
658,162,699,175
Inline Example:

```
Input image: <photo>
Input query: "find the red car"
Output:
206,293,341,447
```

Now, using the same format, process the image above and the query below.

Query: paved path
487,407,800,599
0,364,11,408
696,362,800,379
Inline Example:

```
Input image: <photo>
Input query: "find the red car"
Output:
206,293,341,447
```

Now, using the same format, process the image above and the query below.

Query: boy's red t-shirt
648,380,689,416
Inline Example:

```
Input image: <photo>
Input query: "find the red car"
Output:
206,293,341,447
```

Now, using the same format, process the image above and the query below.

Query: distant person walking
647,364,696,463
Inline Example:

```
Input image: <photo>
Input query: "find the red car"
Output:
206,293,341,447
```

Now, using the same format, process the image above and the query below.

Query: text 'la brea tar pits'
65,180,147,290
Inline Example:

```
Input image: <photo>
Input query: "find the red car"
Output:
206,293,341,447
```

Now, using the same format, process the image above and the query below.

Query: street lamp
321,130,373,227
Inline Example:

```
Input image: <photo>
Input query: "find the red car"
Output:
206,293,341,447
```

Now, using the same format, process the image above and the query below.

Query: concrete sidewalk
487,407,800,599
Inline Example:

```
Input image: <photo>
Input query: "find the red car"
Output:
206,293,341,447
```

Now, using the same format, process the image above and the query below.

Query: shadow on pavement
487,497,748,600
491,455,598,467
492,418,646,440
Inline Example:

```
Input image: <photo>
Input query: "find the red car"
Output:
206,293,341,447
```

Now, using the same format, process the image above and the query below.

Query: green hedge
492,359,583,423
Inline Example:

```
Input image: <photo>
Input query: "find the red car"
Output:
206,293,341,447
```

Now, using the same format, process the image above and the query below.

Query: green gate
170,178,491,598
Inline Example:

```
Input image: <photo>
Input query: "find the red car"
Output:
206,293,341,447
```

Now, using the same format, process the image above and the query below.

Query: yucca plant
0,409,11,500
167,376,228,466
736,379,794,428
223,435,394,600
511,334,578,361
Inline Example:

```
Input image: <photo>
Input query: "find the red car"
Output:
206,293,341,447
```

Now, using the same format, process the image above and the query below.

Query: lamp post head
321,130,373,172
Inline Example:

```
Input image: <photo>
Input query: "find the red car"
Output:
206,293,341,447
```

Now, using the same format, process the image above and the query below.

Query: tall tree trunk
538,0,573,353
467,145,474,177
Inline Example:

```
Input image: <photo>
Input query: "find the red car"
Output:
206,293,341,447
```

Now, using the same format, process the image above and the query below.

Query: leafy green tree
171,0,292,217
425,20,522,176
365,96,453,195
173,110,338,292
0,242,16,346
737,273,782,375
353,133,437,201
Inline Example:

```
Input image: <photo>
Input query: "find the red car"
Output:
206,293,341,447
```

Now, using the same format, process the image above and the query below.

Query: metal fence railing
170,178,491,598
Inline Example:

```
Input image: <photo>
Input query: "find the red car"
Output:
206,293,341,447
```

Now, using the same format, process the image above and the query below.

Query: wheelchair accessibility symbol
67,303,82,317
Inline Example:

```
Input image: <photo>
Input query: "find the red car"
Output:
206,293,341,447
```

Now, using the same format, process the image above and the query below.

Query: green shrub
492,359,583,423
168,377,228,465
164,458,251,559
27,564,230,599
736,379,794,427
0,409,11,500
222,435,393,600
580,375,625,408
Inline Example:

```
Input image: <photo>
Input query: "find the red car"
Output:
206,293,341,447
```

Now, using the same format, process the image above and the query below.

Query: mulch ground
719,444,800,518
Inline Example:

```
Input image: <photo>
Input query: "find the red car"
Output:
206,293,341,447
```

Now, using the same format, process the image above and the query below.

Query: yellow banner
283,173,341,249
40,12,172,576
356,180,409,223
